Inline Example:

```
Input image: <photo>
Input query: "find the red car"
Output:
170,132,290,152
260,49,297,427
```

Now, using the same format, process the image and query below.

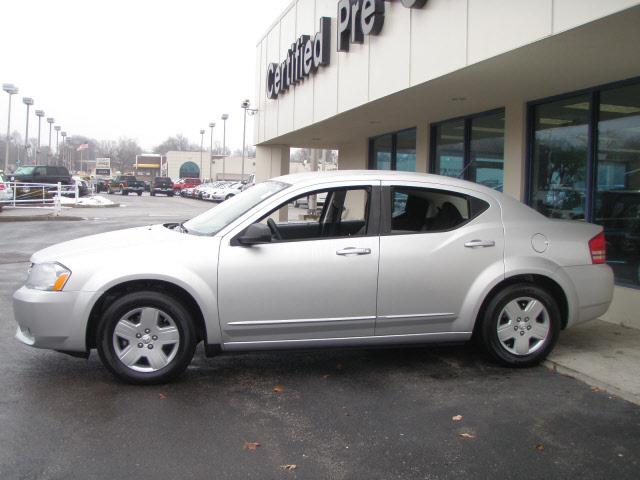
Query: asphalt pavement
1,194,639,479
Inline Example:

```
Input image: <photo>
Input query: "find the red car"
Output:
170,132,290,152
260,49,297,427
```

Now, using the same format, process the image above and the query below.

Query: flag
77,143,89,151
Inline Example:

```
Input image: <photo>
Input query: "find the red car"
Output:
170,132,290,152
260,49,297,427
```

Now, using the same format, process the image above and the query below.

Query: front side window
257,187,371,242
432,111,505,190
389,187,488,234
183,181,289,236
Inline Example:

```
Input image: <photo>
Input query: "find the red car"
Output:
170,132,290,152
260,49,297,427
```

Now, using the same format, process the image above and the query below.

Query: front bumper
13,286,92,352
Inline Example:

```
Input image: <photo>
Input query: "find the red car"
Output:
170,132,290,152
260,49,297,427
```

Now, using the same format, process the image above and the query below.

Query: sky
0,0,292,152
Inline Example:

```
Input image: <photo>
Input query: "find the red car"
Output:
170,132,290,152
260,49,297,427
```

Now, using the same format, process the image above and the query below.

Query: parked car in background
293,191,328,209
107,175,146,196
150,177,174,197
72,176,90,197
209,182,244,202
0,173,14,203
173,178,201,195
12,171,614,384
10,165,72,186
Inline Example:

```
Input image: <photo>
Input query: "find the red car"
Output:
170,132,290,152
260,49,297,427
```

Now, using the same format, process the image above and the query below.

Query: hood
31,224,189,265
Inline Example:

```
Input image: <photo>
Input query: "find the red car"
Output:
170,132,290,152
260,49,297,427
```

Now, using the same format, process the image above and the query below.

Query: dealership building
252,0,640,327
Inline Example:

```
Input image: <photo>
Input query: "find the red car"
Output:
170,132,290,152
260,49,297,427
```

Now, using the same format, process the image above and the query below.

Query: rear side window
389,187,489,233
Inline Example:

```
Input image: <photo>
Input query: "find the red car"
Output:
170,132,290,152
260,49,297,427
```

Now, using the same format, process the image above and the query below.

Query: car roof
274,170,496,195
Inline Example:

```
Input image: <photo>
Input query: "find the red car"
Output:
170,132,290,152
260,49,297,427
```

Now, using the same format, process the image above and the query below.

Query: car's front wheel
96,290,197,384
478,283,560,367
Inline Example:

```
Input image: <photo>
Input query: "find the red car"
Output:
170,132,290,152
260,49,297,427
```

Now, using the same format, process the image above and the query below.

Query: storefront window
530,94,589,220
528,80,640,287
434,120,464,178
369,128,416,171
432,111,504,190
594,83,640,287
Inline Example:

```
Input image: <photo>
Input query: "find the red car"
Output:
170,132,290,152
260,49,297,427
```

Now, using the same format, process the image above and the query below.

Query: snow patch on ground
55,195,116,206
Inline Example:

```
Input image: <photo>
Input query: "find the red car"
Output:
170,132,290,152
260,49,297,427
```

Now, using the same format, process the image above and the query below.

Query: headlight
26,262,72,291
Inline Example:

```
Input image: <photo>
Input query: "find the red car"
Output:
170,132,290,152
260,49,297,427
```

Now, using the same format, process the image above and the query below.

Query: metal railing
0,181,80,214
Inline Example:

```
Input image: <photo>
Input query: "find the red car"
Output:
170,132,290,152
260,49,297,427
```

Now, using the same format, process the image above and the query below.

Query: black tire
96,290,197,384
168,192,174,197
150,191,155,196
478,283,561,367
121,187,128,196
225,194,234,201
107,187,113,195
137,192,142,196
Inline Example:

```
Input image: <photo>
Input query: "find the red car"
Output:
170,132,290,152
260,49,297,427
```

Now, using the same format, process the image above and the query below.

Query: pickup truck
107,175,146,196
150,177,174,197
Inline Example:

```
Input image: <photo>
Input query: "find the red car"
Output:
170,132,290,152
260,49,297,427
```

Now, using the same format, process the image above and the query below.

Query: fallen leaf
322,374,331,379
452,415,463,422
459,433,475,439
535,443,545,451
159,393,167,400
272,385,285,394
336,363,343,370
280,464,297,471
590,386,602,393
243,441,261,451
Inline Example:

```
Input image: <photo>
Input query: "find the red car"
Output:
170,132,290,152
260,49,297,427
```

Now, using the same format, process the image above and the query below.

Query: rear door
375,181,504,336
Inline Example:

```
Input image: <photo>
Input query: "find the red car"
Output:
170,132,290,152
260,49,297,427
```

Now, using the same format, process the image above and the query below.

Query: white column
255,145,290,182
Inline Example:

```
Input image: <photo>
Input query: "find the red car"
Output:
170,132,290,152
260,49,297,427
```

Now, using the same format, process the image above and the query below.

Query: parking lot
1,194,639,479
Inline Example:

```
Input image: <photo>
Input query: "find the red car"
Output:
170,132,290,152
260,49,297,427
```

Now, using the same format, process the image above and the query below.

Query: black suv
10,166,72,185
151,177,174,197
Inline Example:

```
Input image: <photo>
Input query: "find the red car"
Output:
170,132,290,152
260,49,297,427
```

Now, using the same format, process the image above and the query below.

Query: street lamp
209,122,216,180
240,99,258,178
61,131,67,170
2,83,18,172
221,113,229,179
54,126,61,165
35,110,45,164
47,118,55,165
199,129,205,179
22,97,34,166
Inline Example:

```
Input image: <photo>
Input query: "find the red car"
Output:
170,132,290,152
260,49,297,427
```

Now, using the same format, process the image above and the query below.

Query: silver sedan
13,171,614,384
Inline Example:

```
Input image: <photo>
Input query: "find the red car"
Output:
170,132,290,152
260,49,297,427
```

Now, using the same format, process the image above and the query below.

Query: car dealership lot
1,194,639,479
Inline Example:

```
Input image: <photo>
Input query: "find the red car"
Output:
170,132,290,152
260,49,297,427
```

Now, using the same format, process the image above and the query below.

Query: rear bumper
564,264,614,327
13,286,92,352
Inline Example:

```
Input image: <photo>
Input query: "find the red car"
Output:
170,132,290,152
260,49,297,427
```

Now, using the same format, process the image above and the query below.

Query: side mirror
238,223,272,246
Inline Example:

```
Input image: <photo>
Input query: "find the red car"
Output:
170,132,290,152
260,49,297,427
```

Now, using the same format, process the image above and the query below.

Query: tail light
589,231,606,264
0,183,5,190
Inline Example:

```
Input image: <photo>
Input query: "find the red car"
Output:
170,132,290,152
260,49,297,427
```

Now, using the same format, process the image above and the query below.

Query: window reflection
595,84,640,287
434,120,464,178
370,129,416,171
530,95,589,220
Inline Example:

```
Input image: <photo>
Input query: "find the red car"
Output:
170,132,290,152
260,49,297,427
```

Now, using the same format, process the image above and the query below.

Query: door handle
464,239,495,248
336,247,372,256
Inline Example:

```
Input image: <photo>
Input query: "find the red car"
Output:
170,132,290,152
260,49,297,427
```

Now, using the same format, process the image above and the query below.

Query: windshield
14,167,35,175
182,181,289,235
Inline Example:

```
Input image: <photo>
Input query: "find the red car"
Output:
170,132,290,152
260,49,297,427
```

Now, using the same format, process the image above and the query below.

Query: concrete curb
0,215,84,222
544,359,640,406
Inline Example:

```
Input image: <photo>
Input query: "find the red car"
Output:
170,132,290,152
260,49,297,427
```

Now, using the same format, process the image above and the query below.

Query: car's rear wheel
137,191,142,196
225,194,234,201
96,290,197,384
478,283,560,367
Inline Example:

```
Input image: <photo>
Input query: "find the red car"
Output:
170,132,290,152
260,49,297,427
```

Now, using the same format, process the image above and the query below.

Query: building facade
166,151,256,181
253,0,640,328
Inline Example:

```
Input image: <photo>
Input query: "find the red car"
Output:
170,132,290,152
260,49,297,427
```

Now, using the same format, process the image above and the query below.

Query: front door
217,182,380,346
375,182,504,336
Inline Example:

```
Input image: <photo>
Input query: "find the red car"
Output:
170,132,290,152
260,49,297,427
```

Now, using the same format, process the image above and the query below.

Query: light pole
35,110,44,164
240,99,258,179
61,131,67,170
54,126,61,165
209,122,215,180
47,118,54,165
22,97,34,165
199,129,205,179
221,113,229,180
3,83,18,172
